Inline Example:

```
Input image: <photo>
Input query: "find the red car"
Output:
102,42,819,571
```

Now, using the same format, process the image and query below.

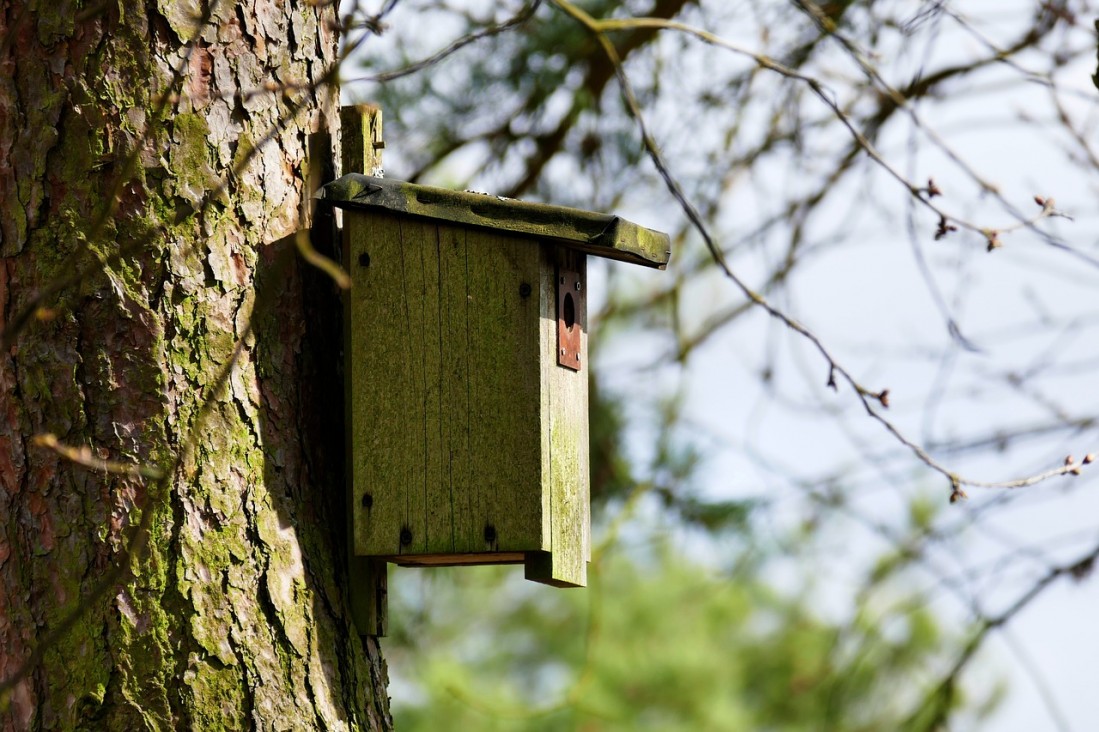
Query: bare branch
549,0,1094,497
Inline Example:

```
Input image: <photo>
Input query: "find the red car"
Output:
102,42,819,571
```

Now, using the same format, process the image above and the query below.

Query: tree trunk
0,2,391,729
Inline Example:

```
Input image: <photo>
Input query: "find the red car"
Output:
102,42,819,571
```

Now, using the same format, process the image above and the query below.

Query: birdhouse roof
320,174,671,269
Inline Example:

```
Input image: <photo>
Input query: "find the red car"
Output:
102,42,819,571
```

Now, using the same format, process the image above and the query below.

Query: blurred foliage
339,0,1099,727
385,535,996,731
589,374,756,533
378,377,996,730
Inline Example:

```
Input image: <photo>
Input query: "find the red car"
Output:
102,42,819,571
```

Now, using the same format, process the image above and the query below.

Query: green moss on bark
4,3,391,729
169,113,222,208
183,659,246,731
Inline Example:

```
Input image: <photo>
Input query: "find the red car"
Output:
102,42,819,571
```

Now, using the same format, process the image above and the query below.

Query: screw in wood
519,282,532,298
483,524,497,543
399,527,412,546
358,252,371,267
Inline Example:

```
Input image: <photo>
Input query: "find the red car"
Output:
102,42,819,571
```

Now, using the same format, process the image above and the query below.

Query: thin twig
549,0,1096,496
347,0,543,84
32,434,166,480
902,539,1099,730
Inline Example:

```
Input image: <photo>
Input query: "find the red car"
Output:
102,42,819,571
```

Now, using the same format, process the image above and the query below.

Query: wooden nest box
323,173,670,593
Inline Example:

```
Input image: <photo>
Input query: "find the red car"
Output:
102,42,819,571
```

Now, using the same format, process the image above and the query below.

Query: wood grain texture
340,104,384,179
348,213,589,586
350,215,543,554
341,104,388,637
527,246,590,587
325,174,671,269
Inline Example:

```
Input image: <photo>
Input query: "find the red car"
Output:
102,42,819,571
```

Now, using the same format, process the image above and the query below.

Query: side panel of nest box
346,210,589,587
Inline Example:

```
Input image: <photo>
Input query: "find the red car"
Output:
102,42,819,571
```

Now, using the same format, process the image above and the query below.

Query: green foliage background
337,0,1097,727
379,384,999,731
385,526,996,731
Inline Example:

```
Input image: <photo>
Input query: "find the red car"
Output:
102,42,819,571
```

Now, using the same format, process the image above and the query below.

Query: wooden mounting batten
339,104,388,638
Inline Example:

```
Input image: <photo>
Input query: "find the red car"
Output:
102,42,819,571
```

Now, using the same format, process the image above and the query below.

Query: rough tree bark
0,2,391,729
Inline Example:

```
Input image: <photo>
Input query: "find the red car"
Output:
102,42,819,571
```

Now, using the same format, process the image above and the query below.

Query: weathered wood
344,212,592,586
437,223,475,552
527,246,590,587
461,226,544,556
340,105,384,177
349,216,547,555
340,104,388,637
323,174,671,269
331,167,674,590
392,553,525,567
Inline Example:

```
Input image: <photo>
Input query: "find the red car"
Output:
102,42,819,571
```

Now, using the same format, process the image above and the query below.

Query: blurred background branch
338,1,1099,729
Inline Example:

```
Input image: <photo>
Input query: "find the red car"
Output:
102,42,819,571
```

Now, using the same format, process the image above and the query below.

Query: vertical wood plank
460,229,544,554
526,245,589,587
353,214,420,555
347,216,406,631
436,224,473,551
341,104,387,636
340,104,383,176
407,217,446,555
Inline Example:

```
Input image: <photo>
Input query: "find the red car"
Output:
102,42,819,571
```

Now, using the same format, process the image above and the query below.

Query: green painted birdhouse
323,174,670,590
